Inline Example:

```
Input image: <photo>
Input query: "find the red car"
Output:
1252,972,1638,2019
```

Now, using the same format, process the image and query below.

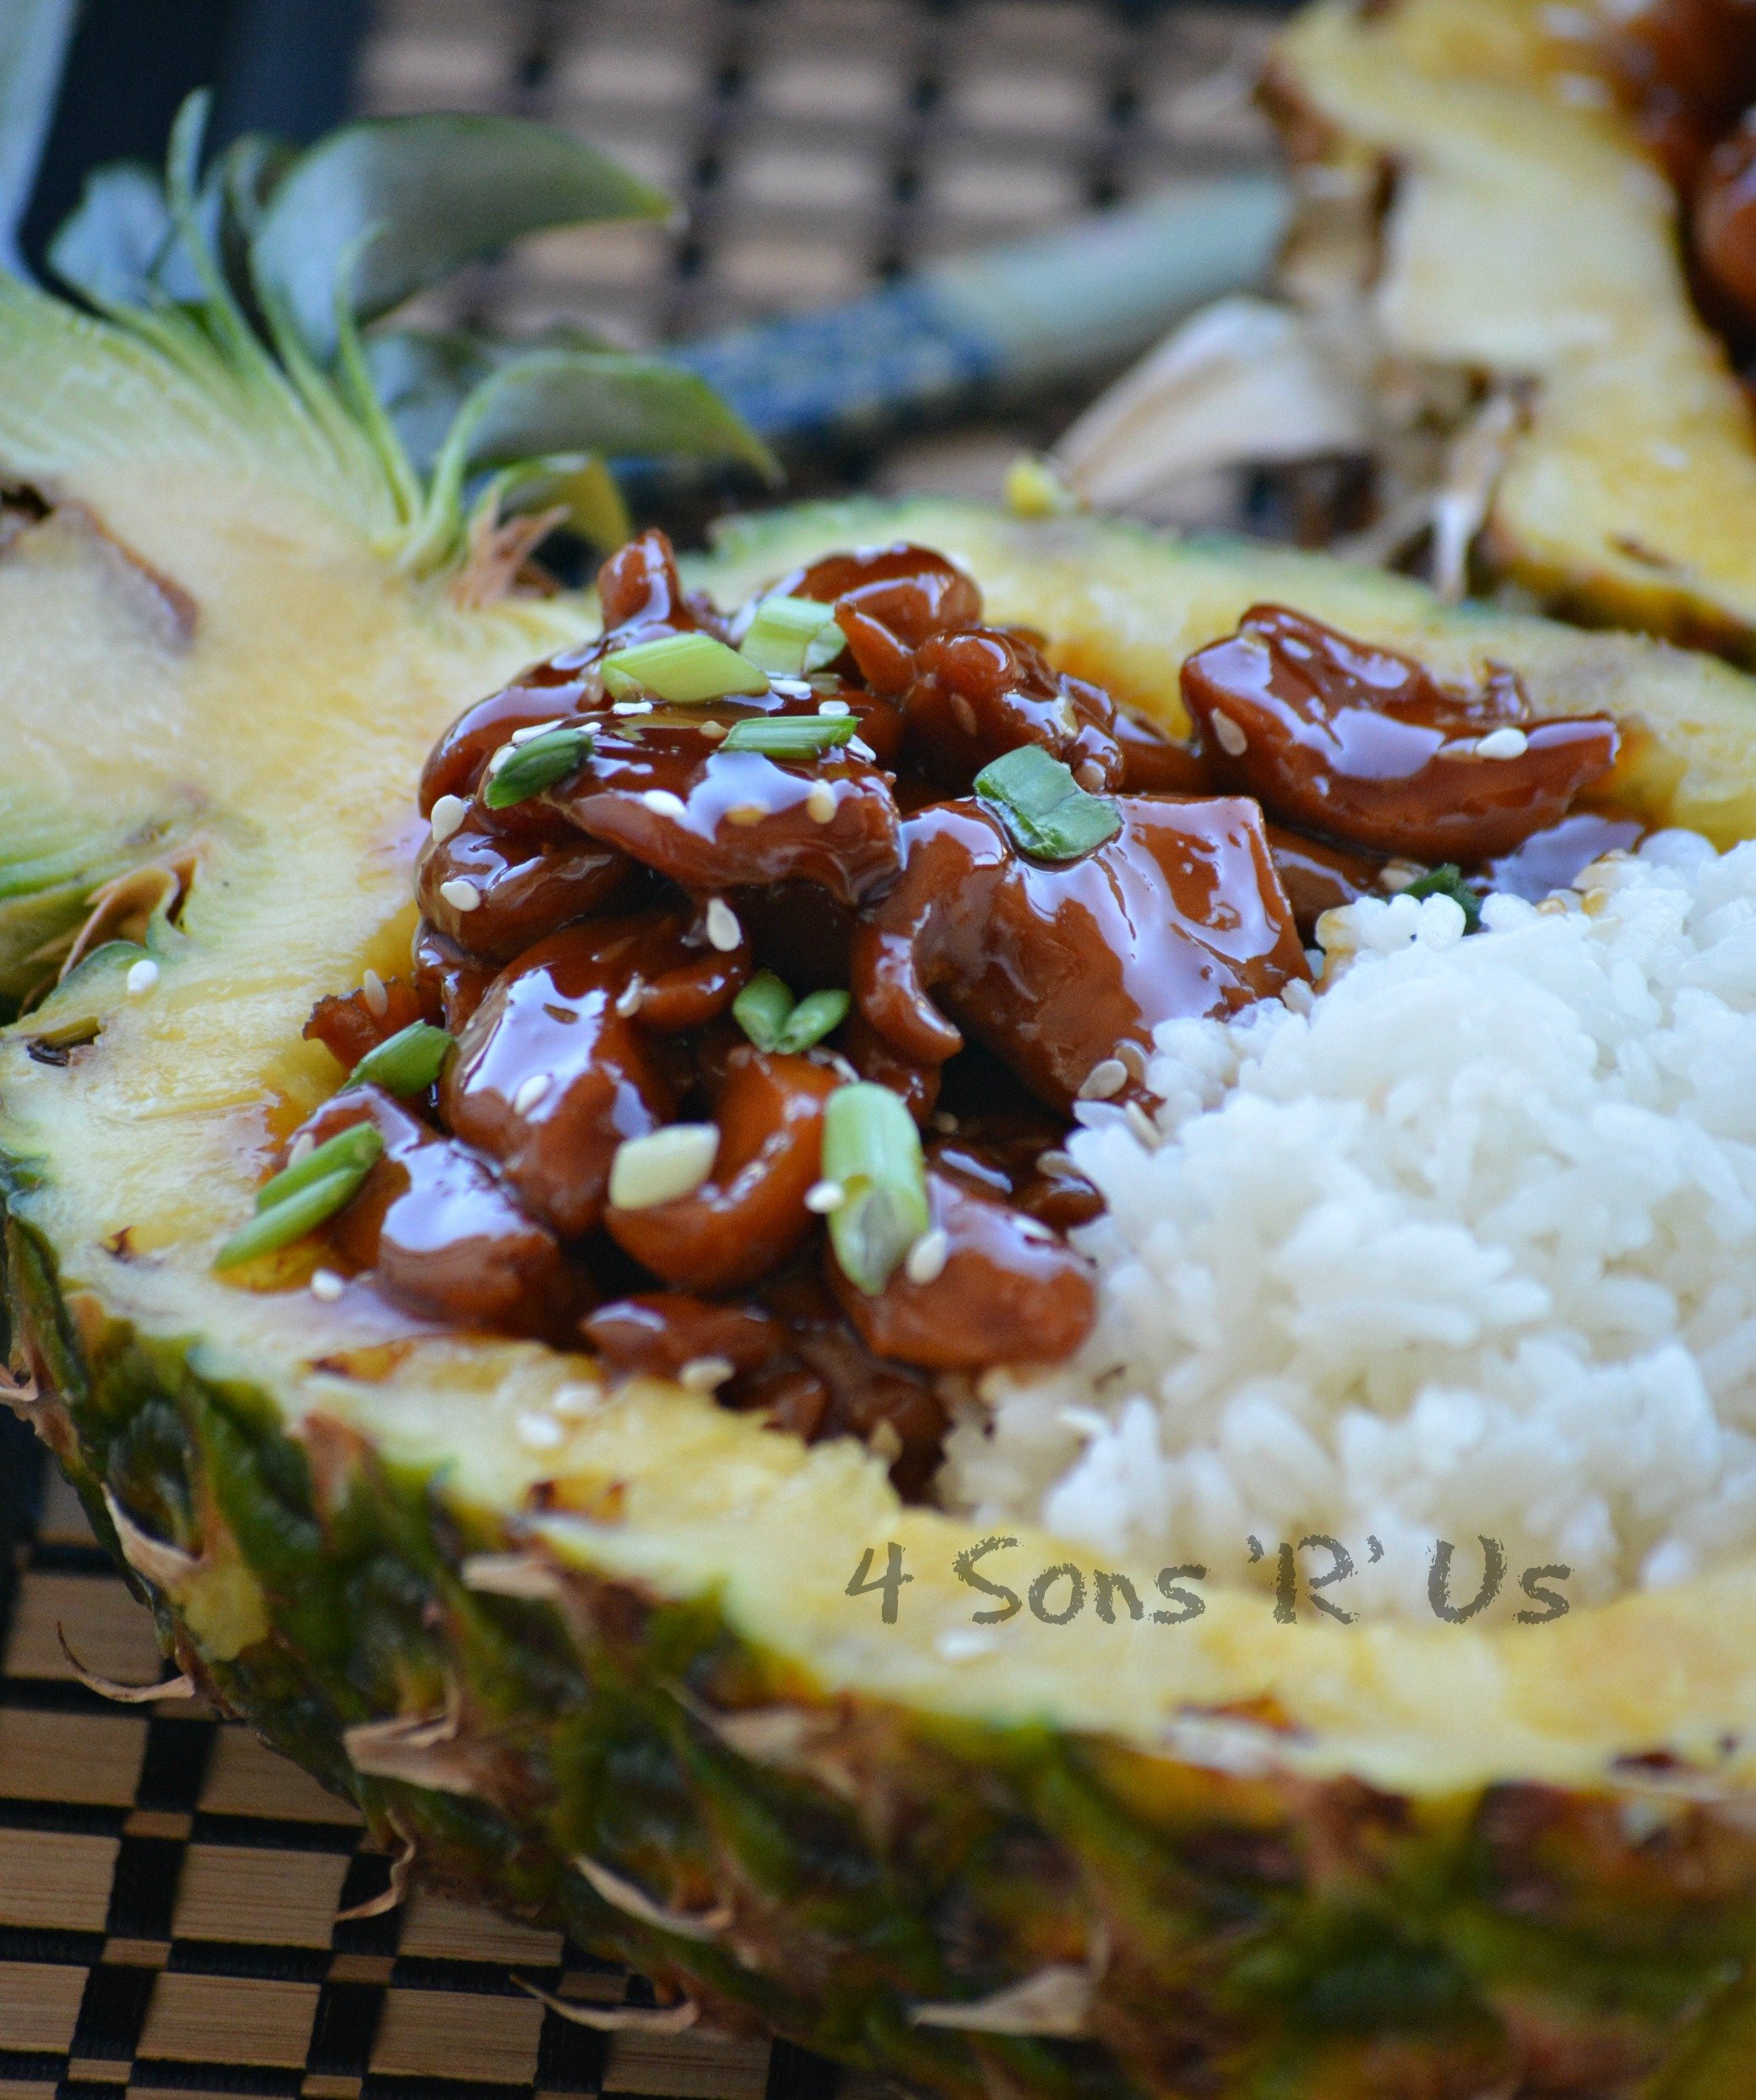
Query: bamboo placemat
0,1414,852,2100
359,0,1285,345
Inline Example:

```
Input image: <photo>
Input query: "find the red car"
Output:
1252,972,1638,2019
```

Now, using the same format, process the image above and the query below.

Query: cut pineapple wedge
1273,0,1756,661
14,275,1756,2089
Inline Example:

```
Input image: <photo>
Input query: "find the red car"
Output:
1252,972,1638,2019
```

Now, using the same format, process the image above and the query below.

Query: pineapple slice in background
15,99,1756,2093
1055,0,1756,666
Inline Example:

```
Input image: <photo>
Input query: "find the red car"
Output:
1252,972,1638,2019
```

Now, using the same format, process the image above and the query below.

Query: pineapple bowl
14,69,1756,2100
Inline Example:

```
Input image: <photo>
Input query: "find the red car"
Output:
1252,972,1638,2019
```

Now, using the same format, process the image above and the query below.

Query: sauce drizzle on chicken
274,532,1623,1496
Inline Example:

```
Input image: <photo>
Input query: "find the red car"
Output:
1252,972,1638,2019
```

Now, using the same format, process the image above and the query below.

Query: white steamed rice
940,832,1756,1615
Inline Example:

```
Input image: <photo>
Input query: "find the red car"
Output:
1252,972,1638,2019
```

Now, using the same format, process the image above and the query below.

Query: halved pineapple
17,265,1756,2097
1268,0,1756,661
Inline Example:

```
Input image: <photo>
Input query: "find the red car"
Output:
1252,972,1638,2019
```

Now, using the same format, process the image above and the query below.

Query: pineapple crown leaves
31,93,776,578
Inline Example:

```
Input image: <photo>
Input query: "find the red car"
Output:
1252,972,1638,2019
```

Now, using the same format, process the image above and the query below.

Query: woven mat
360,0,1287,506
0,1416,852,2100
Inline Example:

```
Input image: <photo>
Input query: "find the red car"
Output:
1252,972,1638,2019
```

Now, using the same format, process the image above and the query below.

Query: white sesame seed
1476,726,1530,759
726,802,768,826
1074,760,1106,792
125,958,159,996
805,1179,846,1214
1378,860,1422,894
515,1412,566,1451
552,1382,603,1418
932,1112,960,1134
817,698,851,718
612,699,654,716
678,1355,736,1393
1078,1057,1128,1102
905,1228,951,1286
699,720,727,742
439,878,482,912
1116,1039,1149,1083
769,677,813,699
309,1268,345,1303
513,1072,551,1115
608,1123,720,1210
485,743,514,774
288,1133,315,1168
849,737,876,762
1210,710,1248,758
642,788,689,820
705,897,742,952
362,968,389,1019
949,695,978,737
614,974,645,1019
509,718,563,745
1123,1100,1161,1149
429,794,468,844
1036,1149,1075,1176
805,780,836,824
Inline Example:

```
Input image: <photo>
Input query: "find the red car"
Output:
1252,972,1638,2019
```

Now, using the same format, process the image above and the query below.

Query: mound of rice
941,832,1756,1615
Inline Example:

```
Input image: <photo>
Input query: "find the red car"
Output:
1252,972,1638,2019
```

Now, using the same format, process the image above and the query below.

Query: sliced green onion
350,1020,454,1096
482,723,592,809
601,632,769,705
721,715,858,757
738,595,845,677
255,1123,384,1215
732,969,794,1053
216,1166,373,1270
776,988,850,1054
1403,863,1483,932
821,1082,930,1296
974,743,1121,862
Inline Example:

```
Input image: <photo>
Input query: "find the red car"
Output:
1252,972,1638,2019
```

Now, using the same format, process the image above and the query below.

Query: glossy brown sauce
1181,607,1618,862
262,535,1631,1498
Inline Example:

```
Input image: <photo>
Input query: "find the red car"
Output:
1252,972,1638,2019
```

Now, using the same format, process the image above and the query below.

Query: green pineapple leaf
407,348,777,572
365,324,614,474
250,114,672,361
47,162,173,308
35,98,766,586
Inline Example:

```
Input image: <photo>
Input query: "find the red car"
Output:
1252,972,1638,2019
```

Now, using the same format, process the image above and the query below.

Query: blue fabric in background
677,282,1002,447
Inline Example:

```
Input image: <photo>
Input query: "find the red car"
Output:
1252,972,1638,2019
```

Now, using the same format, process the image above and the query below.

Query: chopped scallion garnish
216,1161,378,1271
721,715,858,757
731,970,793,1053
601,631,769,705
482,723,592,808
821,1082,931,1295
732,972,851,1055
738,595,845,677
973,743,1121,862
254,1123,384,1215
777,988,850,1054
1404,863,1483,932
350,1020,454,1096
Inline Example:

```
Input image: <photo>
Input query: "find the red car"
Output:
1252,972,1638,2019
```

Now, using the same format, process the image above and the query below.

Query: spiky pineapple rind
9,1204,1756,2100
